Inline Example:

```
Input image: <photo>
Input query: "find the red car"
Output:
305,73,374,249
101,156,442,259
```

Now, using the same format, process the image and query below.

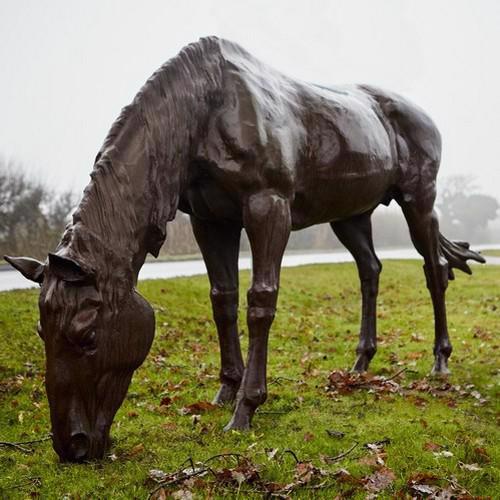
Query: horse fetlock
220,367,243,386
356,341,377,359
433,341,452,358
213,383,239,406
239,387,267,408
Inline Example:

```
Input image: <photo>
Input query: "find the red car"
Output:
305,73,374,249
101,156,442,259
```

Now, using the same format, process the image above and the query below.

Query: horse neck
68,53,223,286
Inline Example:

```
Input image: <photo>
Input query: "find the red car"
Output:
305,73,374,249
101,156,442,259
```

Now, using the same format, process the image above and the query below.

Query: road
1,246,498,292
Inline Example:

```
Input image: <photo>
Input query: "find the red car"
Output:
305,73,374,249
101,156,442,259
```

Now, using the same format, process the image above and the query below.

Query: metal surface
4,37,486,461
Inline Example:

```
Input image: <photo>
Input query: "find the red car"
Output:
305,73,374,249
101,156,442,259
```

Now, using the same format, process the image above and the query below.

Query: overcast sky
1,0,499,201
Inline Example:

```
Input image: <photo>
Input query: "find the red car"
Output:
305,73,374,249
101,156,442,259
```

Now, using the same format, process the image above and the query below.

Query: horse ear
48,253,93,283
4,255,45,283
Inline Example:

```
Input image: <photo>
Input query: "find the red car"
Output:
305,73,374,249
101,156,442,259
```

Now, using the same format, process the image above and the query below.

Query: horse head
5,252,155,462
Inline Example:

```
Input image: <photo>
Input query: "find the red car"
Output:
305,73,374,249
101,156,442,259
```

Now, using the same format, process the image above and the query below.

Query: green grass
481,249,500,257
0,261,498,498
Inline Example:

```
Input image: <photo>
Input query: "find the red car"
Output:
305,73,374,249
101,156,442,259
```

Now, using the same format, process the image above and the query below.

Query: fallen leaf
411,483,437,495
160,396,172,407
172,489,193,500
265,448,279,460
433,450,453,458
149,469,168,482
326,429,345,439
363,467,396,492
150,488,167,500
423,442,442,452
180,401,217,415
129,443,145,457
473,447,490,463
459,462,482,472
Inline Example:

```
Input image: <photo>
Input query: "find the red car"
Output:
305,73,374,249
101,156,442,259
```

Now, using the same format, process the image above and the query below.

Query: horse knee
359,259,381,297
210,288,238,325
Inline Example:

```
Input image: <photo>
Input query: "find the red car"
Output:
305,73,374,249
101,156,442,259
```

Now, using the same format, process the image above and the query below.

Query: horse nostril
68,432,89,461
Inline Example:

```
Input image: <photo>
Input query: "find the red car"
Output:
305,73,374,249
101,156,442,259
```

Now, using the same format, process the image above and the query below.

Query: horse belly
291,153,394,229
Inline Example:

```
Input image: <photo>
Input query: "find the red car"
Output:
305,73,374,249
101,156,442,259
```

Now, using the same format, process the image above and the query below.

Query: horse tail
439,234,486,279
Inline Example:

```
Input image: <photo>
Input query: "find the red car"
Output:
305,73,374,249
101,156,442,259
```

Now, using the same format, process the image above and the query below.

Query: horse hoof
223,417,251,432
430,360,451,377
212,383,238,406
351,356,370,373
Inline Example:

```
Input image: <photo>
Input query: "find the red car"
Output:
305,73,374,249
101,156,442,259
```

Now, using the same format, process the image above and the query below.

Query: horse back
195,38,441,225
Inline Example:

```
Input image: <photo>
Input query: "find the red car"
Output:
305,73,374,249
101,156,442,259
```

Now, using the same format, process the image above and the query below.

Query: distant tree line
1,159,498,261
0,159,75,260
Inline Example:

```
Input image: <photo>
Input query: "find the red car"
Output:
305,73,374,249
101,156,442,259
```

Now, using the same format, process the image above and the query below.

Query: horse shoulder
200,58,301,196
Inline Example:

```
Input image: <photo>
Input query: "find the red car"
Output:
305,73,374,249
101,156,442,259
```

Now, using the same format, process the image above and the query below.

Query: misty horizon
1,0,499,201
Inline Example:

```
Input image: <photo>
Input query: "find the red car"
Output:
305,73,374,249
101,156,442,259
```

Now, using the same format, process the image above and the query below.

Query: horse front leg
190,217,244,405
225,191,291,430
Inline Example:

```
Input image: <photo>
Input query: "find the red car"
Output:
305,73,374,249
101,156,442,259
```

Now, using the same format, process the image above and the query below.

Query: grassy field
481,249,500,257
0,261,498,499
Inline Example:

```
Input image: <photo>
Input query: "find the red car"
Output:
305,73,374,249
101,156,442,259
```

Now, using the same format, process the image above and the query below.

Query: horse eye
80,330,97,354
37,321,45,340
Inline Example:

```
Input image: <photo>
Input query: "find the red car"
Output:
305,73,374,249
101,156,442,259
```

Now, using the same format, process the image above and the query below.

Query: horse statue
5,37,485,462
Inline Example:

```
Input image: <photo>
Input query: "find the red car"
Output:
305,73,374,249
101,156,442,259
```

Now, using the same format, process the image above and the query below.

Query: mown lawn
481,249,500,258
0,261,498,499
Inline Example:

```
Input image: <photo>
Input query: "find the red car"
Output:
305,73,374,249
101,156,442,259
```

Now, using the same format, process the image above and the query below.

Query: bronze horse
5,37,484,461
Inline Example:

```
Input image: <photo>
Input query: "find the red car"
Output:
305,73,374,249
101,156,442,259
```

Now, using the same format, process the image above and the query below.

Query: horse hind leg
331,212,382,372
398,196,452,375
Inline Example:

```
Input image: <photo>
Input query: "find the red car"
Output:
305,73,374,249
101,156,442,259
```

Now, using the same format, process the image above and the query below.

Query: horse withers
5,37,485,461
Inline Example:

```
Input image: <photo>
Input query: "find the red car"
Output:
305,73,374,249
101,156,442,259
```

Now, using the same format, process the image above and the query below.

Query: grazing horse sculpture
5,37,485,461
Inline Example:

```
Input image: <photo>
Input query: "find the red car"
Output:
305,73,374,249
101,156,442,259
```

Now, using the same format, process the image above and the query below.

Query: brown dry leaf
406,471,441,496
406,351,424,360
160,396,172,407
326,370,402,396
164,380,187,392
473,447,491,463
150,487,167,500
214,460,260,487
303,432,314,442
358,453,384,469
407,472,441,485
292,461,327,486
423,442,442,452
363,467,396,493
180,401,217,415
172,489,193,500
161,422,177,432
409,395,428,407
129,443,145,457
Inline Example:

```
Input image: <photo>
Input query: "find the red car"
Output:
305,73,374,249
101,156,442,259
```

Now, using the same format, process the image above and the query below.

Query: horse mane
61,37,225,306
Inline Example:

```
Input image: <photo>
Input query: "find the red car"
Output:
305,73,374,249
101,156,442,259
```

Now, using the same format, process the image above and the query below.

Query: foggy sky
1,0,499,200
